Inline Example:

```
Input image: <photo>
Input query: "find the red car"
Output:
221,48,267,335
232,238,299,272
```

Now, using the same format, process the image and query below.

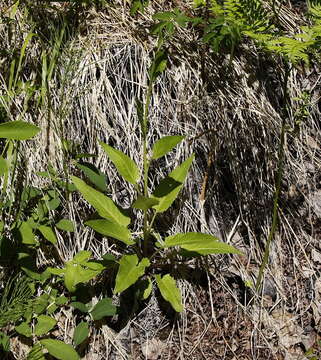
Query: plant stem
142,83,153,257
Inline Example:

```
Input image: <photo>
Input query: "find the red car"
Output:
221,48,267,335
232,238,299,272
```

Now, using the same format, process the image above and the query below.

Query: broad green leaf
114,255,150,294
70,302,89,313
46,267,65,276
132,195,159,211
27,343,45,360
99,142,140,184
64,263,80,292
90,298,117,320
38,225,57,244
33,294,50,315
18,221,36,245
55,219,75,232
64,262,102,292
40,339,79,360
151,136,185,160
0,121,40,140
15,321,32,337
0,156,8,176
71,176,130,226
73,321,89,347
155,274,183,312
163,232,242,255
75,162,107,192
142,277,153,300
72,250,92,264
55,296,68,306
86,219,134,245
34,315,57,336
152,154,194,213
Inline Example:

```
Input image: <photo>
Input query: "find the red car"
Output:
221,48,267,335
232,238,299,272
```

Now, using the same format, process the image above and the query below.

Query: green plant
65,49,241,314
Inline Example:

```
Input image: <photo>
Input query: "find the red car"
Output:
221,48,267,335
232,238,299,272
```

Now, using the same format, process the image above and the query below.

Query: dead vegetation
0,0,320,359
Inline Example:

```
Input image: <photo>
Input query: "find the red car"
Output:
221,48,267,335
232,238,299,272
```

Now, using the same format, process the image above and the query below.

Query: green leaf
38,225,57,244
0,121,41,140
114,255,150,294
99,142,140,184
86,219,134,245
55,296,68,306
0,331,10,352
90,298,117,320
0,156,8,176
15,321,32,337
142,277,153,300
162,232,242,255
72,250,92,264
70,302,89,313
18,221,36,245
132,195,159,211
155,274,183,312
75,162,107,192
151,135,185,160
73,321,89,347
64,263,80,292
152,154,194,213
40,339,79,360
55,219,75,232
71,176,130,226
149,50,167,82
27,344,45,360
34,315,57,336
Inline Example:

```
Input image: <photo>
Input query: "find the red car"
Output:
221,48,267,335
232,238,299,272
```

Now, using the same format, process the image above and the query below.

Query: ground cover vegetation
0,0,320,359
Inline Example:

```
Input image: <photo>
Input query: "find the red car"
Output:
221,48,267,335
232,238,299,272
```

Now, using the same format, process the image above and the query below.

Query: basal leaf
163,232,242,255
0,121,40,140
34,315,57,336
71,176,130,226
99,142,140,184
155,274,183,312
18,221,36,245
55,219,75,232
85,219,134,245
73,321,89,347
15,321,32,337
72,250,92,264
132,195,159,211
151,135,185,160
152,154,194,213
114,255,150,294
38,225,57,244
64,263,80,292
90,298,116,320
40,339,79,360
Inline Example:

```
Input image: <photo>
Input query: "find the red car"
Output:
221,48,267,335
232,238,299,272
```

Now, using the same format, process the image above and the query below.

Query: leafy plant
69,49,241,313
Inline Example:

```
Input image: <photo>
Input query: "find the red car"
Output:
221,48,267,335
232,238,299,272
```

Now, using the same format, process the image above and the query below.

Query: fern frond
0,274,34,328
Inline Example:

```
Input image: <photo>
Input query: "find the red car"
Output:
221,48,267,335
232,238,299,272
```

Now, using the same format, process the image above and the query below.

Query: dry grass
0,0,320,359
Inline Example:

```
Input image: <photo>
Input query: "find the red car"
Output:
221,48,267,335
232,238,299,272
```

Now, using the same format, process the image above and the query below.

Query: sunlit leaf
162,232,242,255
114,255,150,294
0,121,40,140
152,154,194,213
85,219,134,245
99,142,140,184
132,195,159,211
71,176,130,226
40,339,79,360
73,321,89,347
34,315,57,336
151,135,185,160
55,219,75,232
155,274,183,312
38,225,57,244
